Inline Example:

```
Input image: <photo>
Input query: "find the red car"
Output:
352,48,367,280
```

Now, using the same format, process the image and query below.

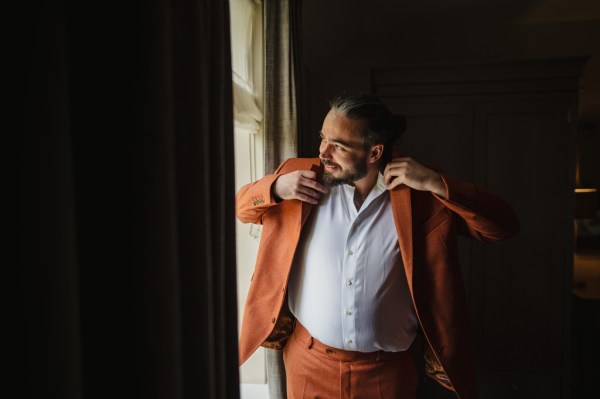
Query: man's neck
351,168,380,210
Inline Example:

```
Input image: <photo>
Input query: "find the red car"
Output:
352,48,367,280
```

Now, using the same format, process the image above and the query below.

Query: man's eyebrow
318,131,356,148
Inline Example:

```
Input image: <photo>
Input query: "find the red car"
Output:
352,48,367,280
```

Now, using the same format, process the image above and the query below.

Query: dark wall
299,1,600,193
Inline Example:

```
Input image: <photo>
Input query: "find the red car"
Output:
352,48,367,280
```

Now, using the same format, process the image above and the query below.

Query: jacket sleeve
235,159,290,225
433,174,520,242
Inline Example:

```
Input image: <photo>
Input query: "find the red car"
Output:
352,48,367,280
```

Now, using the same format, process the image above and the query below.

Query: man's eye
335,145,345,151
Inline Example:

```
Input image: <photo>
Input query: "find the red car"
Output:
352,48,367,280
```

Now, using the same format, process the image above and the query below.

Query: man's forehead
322,111,365,143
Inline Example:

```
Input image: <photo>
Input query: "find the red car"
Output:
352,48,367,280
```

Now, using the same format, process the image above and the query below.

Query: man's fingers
298,194,318,204
299,171,328,193
273,169,328,203
299,170,317,180
384,165,407,186
384,158,443,193
296,187,323,203
299,176,328,193
293,189,319,204
386,176,404,190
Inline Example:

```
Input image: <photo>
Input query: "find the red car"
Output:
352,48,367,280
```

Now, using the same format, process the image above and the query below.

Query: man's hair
329,93,406,167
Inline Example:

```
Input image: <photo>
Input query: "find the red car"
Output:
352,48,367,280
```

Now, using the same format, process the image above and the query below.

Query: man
236,94,519,399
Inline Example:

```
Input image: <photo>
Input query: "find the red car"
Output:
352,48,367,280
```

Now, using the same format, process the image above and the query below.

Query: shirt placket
342,204,358,351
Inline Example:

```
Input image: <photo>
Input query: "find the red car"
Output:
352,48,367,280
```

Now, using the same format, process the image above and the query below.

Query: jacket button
271,317,276,323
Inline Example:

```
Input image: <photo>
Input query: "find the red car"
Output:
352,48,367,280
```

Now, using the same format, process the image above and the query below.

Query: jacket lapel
300,161,324,228
390,185,414,291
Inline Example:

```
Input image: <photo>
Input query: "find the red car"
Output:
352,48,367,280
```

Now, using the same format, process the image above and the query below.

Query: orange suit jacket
236,158,519,399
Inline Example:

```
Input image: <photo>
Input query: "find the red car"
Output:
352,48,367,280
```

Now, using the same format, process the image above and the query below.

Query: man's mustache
321,159,340,168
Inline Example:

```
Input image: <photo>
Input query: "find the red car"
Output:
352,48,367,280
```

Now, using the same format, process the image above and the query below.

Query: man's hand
383,157,446,197
273,170,329,204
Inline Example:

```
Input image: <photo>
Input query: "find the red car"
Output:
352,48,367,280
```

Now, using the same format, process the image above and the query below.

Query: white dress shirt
288,173,418,352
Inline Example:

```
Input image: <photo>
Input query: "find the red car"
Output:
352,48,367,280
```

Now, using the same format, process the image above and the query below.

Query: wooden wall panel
472,101,574,377
373,58,585,398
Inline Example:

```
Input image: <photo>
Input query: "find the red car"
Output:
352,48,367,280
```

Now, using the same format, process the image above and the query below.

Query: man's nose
320,143,332,159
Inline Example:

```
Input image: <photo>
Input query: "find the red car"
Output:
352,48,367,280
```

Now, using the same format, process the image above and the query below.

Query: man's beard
321,158,368,187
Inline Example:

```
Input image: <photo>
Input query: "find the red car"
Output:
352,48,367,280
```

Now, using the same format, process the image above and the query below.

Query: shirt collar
341,173,389,210
372,173,388,197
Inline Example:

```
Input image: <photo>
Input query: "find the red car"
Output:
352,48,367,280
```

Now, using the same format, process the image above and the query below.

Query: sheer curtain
262,1,303,397
23,1,239,398
231,0,263,136
263,0,303,173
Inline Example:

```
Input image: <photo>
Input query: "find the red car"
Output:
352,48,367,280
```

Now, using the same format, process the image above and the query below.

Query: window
230,0,266,385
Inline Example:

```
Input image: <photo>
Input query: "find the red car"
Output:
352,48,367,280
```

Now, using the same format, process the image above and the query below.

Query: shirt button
348,250,353,256
346,280,352,286
345,310,352,316
347,339,353,344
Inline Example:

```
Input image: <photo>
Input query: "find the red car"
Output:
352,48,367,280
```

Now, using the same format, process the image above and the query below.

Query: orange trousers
283,322,418,399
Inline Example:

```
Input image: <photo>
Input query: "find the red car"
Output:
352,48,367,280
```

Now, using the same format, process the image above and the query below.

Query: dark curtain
22,1,239,398
263,0,304,172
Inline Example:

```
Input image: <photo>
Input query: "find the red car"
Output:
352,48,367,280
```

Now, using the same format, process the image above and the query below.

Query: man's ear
369,144,384,164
